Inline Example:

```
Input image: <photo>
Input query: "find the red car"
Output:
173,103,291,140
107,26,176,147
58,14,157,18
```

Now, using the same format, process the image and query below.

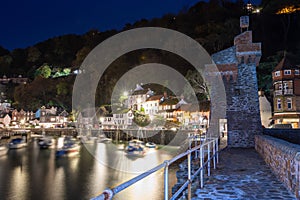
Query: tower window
287,98,292,109
277,99,282,110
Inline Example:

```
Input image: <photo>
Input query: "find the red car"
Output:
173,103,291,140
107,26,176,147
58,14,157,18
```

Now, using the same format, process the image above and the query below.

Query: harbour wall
255,135,300,198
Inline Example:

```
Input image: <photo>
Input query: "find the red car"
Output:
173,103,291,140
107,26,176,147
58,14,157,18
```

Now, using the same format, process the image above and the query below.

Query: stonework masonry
255,135,300,198
212,31,262,147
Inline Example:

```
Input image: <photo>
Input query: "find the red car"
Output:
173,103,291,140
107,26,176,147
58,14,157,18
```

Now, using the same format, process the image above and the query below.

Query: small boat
38,137,55,149
125,139,145,156
145,142,157,149
9,138,27,149
128,139,145,147
0,145,8,156
56,138,81,158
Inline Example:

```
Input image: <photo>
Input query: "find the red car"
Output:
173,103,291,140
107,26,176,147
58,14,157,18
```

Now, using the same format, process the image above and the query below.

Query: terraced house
272,56,300,128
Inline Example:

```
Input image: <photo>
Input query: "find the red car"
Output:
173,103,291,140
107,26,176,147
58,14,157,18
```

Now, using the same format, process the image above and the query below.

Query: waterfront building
272,56,300,128
0,113,11,127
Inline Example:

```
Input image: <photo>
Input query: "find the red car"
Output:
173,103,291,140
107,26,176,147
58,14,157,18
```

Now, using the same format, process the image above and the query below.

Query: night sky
0,0,261,50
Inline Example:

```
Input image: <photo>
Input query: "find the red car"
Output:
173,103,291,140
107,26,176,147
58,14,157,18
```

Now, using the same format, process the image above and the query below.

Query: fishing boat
0,145,8,156
8,138,27,149
56,137,81,158
38,136,55,149
125,139,145,156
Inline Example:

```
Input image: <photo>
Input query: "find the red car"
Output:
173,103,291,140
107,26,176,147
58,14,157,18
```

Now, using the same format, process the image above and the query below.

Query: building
37,106,68,128
0,113,11,127
258,91,272,127
272,56,300,128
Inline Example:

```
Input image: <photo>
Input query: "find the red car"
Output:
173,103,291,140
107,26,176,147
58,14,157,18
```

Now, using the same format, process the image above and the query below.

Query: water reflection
0,140,178,200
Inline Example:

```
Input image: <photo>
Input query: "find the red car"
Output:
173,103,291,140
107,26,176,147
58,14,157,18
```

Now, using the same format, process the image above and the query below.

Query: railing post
200,146,204,188
207,142,211,176
216,138,219,163
164,161,169,200
213,140,216,169
188,151,191,181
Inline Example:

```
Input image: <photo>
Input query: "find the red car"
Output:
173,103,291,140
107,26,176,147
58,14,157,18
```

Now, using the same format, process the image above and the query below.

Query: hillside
0,0,299,111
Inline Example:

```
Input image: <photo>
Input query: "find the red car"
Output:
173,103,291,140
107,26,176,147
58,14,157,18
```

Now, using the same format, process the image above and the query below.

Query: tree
35,64,52,78
184,70,209,101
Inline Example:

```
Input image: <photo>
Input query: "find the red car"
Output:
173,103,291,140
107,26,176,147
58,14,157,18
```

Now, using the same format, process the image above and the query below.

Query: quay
179,148,297,200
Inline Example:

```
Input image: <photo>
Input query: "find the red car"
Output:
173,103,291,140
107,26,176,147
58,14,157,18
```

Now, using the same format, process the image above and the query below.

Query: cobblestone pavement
191,147,297,200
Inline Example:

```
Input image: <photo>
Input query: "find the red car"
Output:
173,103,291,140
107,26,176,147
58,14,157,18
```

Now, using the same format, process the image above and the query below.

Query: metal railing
91,137,219,200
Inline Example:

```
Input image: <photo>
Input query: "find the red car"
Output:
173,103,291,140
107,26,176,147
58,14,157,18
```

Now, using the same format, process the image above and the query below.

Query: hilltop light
276,5,300,14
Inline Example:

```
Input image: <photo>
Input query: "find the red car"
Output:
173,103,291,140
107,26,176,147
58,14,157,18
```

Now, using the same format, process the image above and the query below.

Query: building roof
177,101,210,112
146,95,163,101
273,56,300,72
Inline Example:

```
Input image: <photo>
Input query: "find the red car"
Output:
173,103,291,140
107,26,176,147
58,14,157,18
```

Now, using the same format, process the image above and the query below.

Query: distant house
0,113,11,127
38,106,68,128
127,84,151,111
176,102,210,130
11,109,35,125
272,56,300,128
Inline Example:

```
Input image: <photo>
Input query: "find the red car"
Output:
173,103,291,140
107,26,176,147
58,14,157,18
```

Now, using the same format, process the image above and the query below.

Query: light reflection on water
0,140,179,200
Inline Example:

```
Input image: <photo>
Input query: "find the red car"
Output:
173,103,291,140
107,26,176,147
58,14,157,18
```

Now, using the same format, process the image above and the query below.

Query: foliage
133,111,151,127
35,64,52,78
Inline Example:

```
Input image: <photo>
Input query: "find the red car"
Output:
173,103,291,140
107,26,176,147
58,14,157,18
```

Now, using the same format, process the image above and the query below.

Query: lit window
295,70,299,75
287,98,292,109
284,70,291,75
277,99,282,110
275,71,281,77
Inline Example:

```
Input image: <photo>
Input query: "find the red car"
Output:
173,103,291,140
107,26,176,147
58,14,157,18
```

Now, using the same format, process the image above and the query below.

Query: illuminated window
277,99,282,110
287,98,292,109
284,70,291,75
275,71,281,77
295,70,299,75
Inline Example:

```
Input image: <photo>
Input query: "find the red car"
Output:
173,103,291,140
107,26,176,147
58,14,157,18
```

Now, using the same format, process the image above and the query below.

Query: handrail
91,136,219,200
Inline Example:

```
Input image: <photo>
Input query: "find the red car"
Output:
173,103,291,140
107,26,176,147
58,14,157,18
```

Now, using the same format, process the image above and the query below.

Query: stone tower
212,17,262,147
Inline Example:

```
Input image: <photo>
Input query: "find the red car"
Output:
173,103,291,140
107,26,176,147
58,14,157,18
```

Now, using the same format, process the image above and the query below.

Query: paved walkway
191,147,297,200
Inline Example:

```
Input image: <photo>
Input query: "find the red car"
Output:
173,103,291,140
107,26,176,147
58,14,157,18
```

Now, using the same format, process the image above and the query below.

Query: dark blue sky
0,0,261,50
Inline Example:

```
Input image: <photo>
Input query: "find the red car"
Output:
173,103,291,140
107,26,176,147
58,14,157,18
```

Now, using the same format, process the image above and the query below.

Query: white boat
9,138,27,149
0,145,8,156
125,139,146,156
38,137,55,149
56,137,81,157
145,142,157,149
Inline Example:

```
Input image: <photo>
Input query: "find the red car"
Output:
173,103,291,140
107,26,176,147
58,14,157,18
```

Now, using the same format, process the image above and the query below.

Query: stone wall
255,135,300,198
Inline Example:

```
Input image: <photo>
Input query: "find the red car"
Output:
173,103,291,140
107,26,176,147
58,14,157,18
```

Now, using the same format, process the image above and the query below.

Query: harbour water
0,139,179,200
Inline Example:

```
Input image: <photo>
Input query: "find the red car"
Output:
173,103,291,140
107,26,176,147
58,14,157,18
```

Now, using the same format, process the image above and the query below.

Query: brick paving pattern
191,148,297,200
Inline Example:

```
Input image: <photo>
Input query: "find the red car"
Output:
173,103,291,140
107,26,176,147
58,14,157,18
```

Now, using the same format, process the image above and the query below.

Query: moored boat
145,142,157,149
56,137,81,158
9,138,27,149
38,137,55,149
125,139,146,156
